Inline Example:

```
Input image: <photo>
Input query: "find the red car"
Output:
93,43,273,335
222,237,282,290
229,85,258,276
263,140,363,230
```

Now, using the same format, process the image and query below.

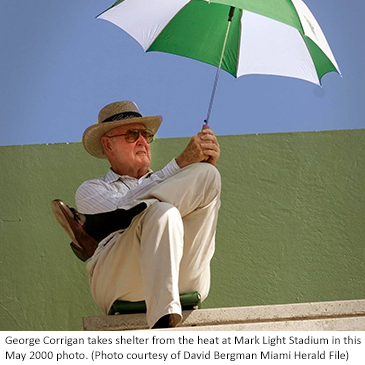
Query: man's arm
75,159,180,214
176,128,220,168
76,129,220,214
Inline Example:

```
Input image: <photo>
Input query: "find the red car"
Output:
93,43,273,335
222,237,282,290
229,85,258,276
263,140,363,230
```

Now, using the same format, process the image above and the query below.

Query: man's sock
83,202,147,242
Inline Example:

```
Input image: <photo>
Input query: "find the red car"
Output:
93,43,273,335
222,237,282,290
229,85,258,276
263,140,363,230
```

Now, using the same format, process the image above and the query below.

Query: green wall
1,129,364,330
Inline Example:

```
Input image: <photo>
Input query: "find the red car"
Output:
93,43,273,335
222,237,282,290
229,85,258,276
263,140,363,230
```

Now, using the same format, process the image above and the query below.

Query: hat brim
82,115,162,159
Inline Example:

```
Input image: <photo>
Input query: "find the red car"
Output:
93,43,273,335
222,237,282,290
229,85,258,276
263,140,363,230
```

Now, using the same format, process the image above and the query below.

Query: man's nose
136,133,148,145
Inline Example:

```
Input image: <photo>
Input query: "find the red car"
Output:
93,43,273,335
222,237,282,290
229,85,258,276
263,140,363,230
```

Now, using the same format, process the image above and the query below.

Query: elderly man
53,101,221,328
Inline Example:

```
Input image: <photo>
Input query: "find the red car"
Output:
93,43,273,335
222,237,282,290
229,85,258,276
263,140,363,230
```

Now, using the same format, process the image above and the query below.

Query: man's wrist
175,155,188,169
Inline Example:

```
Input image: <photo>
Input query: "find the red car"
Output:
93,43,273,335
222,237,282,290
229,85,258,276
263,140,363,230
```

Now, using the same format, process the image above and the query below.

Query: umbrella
97,0,341,125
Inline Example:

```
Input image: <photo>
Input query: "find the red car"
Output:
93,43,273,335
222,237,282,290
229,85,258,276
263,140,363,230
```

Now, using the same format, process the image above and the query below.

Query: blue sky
1,0,364,146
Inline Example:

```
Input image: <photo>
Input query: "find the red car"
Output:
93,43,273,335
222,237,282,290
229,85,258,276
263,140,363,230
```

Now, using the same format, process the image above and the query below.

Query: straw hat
82,101,162,159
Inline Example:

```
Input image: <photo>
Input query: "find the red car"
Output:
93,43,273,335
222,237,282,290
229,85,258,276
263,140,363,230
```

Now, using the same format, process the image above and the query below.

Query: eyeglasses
107,129,154,144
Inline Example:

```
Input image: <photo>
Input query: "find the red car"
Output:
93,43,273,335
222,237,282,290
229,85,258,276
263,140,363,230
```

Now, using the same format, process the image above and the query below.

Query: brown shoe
51,199,98,261
152,314,181,329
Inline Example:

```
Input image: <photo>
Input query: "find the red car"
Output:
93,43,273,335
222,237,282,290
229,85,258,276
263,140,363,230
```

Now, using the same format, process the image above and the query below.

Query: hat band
101,111,142,124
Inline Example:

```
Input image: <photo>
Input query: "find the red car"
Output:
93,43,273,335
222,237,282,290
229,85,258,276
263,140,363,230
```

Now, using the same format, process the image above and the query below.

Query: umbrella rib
204,6,235,127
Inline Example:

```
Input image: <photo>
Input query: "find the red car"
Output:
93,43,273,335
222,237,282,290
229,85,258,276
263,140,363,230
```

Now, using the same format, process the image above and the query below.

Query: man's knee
184,163,221,191
203,163,221,189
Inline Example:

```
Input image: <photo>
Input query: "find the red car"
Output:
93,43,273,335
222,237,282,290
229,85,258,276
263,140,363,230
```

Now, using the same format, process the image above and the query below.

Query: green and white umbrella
98,0,341,124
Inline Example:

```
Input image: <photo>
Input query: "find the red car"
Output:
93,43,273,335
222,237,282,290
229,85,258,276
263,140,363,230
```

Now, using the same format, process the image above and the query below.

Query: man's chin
135,158,150,170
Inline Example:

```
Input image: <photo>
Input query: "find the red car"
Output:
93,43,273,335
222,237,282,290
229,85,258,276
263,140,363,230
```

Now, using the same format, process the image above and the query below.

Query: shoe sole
51,200,87,251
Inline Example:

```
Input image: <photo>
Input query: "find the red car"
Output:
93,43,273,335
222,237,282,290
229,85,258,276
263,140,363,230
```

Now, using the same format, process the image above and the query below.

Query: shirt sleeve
75,179,127,214
75,159,181,214
148,158,180,181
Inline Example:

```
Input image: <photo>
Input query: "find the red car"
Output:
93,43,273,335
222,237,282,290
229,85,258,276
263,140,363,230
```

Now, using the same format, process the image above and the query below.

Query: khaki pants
86,163,221,327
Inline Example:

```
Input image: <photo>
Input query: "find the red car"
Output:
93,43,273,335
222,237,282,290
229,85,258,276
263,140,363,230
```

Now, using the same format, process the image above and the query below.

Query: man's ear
101,136,113,155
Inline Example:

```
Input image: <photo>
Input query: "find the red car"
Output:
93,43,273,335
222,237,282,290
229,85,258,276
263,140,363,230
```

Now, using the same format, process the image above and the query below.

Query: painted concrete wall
0,129,364,330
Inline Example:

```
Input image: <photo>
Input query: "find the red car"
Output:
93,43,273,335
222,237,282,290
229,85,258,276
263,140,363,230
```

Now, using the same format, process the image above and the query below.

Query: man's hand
176,128,220,168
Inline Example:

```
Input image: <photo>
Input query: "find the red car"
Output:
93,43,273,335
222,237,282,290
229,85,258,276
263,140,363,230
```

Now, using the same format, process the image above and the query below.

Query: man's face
102,123,152,177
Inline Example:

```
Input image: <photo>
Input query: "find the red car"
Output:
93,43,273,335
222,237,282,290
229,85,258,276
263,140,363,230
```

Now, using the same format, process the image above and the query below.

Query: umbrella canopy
98,0,340,84
98,0,341,124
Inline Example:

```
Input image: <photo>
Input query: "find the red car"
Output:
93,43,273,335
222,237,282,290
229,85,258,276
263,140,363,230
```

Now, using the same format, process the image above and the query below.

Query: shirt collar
104,169,121,184
104,168,153,184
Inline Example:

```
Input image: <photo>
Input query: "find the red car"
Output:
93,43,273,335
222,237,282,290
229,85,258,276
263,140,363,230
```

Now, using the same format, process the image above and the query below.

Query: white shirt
75,159,181,214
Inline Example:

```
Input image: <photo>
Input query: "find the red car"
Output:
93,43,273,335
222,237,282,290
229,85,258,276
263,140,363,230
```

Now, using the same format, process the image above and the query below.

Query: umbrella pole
204,6,235,128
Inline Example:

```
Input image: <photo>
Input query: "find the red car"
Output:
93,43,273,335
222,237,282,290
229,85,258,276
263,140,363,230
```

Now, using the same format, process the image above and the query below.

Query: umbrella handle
204,6,235,127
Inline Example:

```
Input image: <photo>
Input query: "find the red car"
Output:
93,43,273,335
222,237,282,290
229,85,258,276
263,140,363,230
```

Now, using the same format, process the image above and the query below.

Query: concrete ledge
81,299,365,331
169,317,365,331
